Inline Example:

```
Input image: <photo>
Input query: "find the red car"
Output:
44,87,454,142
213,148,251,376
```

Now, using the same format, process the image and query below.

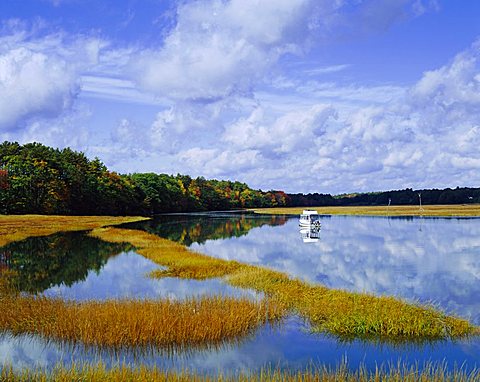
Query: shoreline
250,204,480,217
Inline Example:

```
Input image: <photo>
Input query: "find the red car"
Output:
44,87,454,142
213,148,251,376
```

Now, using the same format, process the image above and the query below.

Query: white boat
299,210,321,227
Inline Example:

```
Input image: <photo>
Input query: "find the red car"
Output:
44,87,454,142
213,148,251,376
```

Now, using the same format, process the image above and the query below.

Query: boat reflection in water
300,226,321,243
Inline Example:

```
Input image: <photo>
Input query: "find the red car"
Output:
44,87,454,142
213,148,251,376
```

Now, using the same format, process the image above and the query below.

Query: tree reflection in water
124,213,289,246
0,232,131,294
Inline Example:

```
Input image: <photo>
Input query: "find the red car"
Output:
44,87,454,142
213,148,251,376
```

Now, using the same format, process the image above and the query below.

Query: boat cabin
299,210,321,227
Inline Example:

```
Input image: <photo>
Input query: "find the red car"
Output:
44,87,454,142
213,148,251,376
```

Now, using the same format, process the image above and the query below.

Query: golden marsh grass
1,362,479,381
227,267,477,340
91,227,479,340
251,204,480,217
0,218,286,350
0,215,149,247
0,217,477,347
0,291,284,349
90,227,247,279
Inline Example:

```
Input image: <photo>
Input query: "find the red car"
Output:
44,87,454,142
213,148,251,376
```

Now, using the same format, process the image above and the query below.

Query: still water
0,213,479,373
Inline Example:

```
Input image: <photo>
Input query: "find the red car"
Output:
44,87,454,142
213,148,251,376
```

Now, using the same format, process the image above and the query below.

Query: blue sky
1,0,480,193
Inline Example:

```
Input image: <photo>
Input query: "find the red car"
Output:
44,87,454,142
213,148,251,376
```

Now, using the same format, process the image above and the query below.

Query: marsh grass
1,362,479,381
0,290,284,349
90,227,247,279
227,267,477,340
0,219,477,349
251,204,480,217
0,221,286,350
0,215,149,247
90,227,479,341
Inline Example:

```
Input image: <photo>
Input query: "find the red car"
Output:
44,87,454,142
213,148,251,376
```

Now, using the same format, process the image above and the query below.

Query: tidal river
1,213,479,374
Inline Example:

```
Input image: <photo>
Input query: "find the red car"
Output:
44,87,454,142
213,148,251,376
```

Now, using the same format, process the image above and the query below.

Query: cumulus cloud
111,118,148,155
177,147,261,176
168,36,479,193
290,40,480,192
1,0,471,194
408,40,480,134
0,46,77,130
131,33,480,191
0,30,107,134
131,0,431,102
131,0,316,101
223,104,336,155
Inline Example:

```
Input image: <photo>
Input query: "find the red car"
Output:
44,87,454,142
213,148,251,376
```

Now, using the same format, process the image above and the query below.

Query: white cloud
177,147,261,176
223,104,336,155
409,39,480,133
0,46,77,130
0,31,108,133
303,64,351,76
130,0,431,103
131,0,312,101
0,0,473,195
450,156,480,171
131,0,376,102
123,38,480,193
175,38,479,193
80,75,162,105
112,118,145,148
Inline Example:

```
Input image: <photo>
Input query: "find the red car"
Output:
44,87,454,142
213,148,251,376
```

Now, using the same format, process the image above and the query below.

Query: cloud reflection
192,216,480,325
44,251,253,301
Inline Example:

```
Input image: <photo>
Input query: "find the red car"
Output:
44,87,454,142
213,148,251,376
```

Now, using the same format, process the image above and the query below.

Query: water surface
1,213,479,373
189,215,480,325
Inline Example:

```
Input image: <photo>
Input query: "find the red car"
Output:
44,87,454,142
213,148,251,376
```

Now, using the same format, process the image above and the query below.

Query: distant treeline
0,142,287,215
0,142,478,216
289,187,480,207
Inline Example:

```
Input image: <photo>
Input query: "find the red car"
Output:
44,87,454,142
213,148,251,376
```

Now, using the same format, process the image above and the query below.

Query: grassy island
0,216,284,349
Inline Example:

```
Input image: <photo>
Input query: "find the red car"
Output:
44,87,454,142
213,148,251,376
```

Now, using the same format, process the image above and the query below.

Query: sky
1,0,480,194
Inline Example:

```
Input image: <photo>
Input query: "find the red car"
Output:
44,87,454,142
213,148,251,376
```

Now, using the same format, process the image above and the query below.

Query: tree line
289,187,480,206
0,141,478,216
0,142,288,215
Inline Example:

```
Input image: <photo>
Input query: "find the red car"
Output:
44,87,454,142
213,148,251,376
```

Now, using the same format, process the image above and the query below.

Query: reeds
227,267,478,340
1,361,479,381
0,220,478,349
0,292,284,349
0,215,149,247
0,223,287,351
90,227,247,279
90,227,479,341
252,204,480,217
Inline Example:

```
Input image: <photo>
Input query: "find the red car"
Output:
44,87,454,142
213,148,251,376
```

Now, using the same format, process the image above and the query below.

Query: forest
0,142,287,215
0,141,478,216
